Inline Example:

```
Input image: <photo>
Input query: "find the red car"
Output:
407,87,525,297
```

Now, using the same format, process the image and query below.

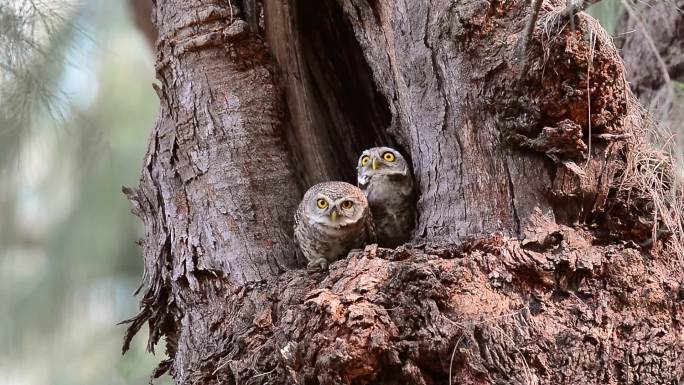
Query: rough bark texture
123,0,684,384
121,0,302,360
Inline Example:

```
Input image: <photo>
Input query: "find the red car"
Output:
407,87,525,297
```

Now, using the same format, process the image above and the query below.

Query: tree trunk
123,0,684,384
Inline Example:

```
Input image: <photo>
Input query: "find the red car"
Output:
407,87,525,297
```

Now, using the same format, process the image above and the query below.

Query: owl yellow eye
316,199,328,209
383,152,396,162
340,200,353,209
361,155,370,166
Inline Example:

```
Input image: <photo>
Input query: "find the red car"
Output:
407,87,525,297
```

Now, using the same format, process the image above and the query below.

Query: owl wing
364,209,377,244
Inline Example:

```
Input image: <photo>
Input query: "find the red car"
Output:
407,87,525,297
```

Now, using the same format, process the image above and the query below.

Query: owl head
302,182,369,228
357,146,410,186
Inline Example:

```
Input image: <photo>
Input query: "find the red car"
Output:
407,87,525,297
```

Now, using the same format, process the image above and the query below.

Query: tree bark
123,0,684,384
121,0,303,366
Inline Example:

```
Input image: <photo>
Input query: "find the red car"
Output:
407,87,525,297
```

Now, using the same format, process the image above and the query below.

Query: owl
357,147,415,248
294,182,376,269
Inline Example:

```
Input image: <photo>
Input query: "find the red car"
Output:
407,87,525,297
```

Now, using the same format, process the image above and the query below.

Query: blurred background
0,0,170,384
0,1,678,385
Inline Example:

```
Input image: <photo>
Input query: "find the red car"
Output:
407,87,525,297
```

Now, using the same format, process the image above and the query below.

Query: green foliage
0,1,76,169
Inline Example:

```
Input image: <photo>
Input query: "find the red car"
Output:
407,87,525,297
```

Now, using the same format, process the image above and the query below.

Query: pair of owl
294,147,415,269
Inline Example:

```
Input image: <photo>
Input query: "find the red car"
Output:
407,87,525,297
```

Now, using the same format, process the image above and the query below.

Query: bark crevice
296,0,394,182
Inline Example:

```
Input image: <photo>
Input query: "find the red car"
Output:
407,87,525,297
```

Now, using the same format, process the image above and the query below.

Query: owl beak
372,158,381,170
330,210,338,222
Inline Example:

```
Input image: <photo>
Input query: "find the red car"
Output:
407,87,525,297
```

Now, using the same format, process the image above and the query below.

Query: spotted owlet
294,182,376,269
357,147,415,248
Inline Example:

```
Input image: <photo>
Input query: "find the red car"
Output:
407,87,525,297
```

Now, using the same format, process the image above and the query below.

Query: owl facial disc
357,146,409,186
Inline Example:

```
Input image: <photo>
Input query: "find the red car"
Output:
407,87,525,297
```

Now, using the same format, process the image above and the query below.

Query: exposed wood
262,0,393,187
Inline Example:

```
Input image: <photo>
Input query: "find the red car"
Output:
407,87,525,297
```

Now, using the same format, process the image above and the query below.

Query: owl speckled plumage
357,147,415,248
294,182,376,269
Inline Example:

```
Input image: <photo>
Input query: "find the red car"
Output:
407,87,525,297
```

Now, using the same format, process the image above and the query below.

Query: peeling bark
121,0,302,363
122,0,684,384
